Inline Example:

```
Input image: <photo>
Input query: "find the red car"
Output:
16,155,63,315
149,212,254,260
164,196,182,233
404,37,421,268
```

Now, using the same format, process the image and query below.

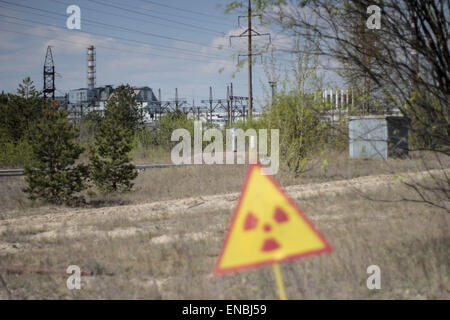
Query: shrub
264,92,327,176
0,139,33,168
155,110,195,148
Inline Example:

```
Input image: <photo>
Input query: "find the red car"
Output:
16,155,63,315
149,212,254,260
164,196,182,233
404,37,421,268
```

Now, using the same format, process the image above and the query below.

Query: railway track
0,163,190,177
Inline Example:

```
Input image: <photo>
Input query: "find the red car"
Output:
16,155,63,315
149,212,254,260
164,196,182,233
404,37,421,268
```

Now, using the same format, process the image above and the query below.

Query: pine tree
89,85,139,193
104,84,142,132
17,77,38,99
23,102,87,205
0,77,44,144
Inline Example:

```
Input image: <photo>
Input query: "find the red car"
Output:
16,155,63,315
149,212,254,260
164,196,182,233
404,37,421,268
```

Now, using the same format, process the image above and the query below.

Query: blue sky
0,0,340,110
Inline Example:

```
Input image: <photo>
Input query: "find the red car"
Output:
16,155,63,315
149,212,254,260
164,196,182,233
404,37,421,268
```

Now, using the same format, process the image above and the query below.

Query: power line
89,0,225,36
1,1,296,63
0,20,222,63
46,0,227,36
0,13,222,60
0,7,228,60
0,0,228,50
0,27,212,64
0,7,231,61
3,0,225,36
2,1,316,65
95,0,229,28
138,0,227,20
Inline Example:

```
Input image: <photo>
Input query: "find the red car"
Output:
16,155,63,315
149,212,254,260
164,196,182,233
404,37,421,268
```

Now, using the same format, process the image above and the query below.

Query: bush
155,110,195,148
230,117,269,151
0,139,33,168
406,91,449,151
264,92,327,176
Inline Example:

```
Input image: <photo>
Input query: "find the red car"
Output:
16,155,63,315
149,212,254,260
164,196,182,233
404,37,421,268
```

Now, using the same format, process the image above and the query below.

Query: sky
0,0,341,110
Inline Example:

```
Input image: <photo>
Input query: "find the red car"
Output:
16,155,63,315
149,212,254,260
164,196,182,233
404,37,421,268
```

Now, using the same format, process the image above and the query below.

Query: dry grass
132,146,173,164
0,150,448,299
1,149,447,215
0,180,448,299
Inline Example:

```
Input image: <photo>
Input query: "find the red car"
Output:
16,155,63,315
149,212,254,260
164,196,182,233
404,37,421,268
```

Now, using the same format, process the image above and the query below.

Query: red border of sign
214,163,333,275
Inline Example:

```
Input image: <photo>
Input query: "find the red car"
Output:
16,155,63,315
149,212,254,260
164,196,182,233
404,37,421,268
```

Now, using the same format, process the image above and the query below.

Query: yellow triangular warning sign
214,164,332,275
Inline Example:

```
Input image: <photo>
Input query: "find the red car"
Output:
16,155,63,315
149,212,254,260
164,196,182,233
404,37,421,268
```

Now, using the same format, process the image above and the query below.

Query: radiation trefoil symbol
244,207,289,252
214,164,332,275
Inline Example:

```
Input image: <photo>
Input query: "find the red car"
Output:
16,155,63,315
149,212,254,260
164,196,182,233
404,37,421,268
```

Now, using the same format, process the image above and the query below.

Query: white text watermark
171,121,279,175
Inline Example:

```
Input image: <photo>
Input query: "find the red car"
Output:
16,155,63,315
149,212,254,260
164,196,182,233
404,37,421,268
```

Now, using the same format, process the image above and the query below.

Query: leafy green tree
0,139,33,168
259,32,329,176
155,110,195,147
89,86,138,193
228,0,449,211
23,102,87,205
264,92,327,176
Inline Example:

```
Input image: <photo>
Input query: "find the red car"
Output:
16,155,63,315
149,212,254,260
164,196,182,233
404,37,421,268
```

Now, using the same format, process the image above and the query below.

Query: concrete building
65,85,159,122
133,86,159,123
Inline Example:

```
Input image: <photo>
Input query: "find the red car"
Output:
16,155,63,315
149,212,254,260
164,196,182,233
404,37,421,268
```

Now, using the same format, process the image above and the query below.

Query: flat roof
349,115,407,120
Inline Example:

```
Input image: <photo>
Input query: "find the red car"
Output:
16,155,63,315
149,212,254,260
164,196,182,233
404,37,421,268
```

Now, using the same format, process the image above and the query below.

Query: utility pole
158,88,162,120
227,82,249,124
229,82,234,125
410,20,419,95
191,99,200,120
209,86,213,124
247,0,253,119
227,85,231,125
269,81,277,105
157,88,186,116
201,86,229,126
230,0,271,120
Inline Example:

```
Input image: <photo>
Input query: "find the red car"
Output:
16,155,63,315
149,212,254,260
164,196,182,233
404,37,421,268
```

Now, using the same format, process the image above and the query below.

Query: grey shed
349,116,409,159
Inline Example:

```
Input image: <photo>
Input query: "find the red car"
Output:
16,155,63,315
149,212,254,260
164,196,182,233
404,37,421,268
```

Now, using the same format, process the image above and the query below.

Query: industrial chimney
87,45,96,90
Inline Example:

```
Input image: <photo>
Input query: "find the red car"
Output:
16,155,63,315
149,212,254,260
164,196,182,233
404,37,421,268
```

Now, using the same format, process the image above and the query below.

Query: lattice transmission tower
43,46,55,100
